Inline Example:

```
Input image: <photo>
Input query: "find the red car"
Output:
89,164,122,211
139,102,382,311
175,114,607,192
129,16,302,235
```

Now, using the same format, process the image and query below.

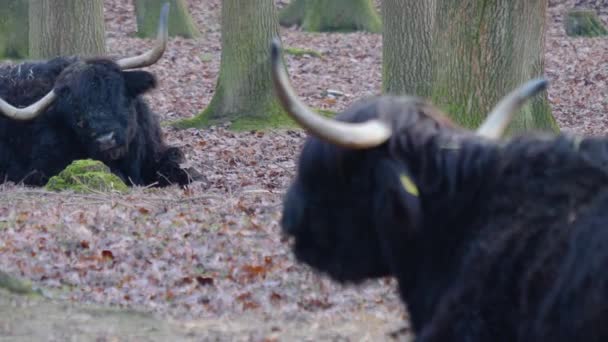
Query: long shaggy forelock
379,97,474,166
381,96,460,131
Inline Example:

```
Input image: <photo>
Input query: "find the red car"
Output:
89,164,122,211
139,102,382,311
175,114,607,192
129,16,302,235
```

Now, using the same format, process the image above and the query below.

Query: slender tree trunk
0,0,28,59
382,0,435,96
431,0,556,132
135,0,200,39
174,0,286,130
29,0,105,59
280,0,381,33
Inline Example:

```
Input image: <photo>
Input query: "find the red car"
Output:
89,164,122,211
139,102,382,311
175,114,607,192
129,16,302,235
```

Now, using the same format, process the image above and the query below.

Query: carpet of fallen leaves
0,0,606,340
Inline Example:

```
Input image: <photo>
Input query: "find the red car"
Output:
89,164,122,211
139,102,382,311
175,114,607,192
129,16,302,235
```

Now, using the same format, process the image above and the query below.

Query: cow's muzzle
96,132,117,151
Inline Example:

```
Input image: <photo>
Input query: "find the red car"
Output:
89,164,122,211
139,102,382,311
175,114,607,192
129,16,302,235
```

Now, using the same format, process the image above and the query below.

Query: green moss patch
284,46,322,58
565,9,608,37
172,104,293,131
45,159,128,193
279,0,382,33
171,106,337,131
0,271,34,295
135,0,200,39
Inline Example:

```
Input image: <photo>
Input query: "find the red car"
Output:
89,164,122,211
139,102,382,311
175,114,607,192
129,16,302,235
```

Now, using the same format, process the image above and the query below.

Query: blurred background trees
279,0,381,33
0,0,560,133
382,0,435,97
383,0,557,133
175,0,287,129
29,0,106,58
0,0,28,59
135,0,200,38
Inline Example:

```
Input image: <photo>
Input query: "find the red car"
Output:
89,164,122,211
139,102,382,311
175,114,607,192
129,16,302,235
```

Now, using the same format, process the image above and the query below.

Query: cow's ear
123,71,157,97
373,159,422,237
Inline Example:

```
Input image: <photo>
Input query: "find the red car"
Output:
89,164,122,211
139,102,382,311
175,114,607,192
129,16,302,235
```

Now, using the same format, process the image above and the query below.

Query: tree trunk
431,0,556,132
382,0,435,96
383,0,557,133
29,0,105,59
0,0,28,59
174,0,286,130
135,0,200,39
280,0,381,33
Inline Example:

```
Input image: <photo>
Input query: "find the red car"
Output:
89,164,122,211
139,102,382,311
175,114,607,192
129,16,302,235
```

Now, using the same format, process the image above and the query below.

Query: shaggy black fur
0,57,190,187
281,96,608,341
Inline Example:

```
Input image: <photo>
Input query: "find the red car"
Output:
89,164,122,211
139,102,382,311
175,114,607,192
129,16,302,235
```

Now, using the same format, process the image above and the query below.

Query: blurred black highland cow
272,40,608,341
0,4,190,187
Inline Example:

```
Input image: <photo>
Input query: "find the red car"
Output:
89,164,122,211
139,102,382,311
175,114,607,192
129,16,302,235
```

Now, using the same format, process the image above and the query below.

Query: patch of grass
171,107,337,131
284,46,322,58
565,9,608,37
0,271,34,295
199,53,213,63
316,108,337,118
229,113,296,131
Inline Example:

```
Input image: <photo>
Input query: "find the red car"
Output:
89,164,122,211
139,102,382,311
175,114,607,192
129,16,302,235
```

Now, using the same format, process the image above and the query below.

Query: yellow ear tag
400,174,419,197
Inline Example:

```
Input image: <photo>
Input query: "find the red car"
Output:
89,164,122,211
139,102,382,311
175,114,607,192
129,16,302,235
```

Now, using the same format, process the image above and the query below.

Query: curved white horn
270,39,391,149
116,3,170,70
0,90,57,121
476,78,548,139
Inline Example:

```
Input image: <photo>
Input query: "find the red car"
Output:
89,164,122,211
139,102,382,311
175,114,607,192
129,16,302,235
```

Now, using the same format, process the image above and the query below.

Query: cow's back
415,136,608,341
528,190,608,341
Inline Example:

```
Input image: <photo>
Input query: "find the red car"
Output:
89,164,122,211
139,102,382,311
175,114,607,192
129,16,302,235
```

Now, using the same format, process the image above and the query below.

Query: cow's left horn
476,78,548,139
0,90,57,120
270,39,391,149
116,3,170,70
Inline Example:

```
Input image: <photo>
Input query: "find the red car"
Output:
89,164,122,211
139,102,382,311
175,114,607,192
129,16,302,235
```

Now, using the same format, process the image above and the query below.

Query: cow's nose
96,132,116,151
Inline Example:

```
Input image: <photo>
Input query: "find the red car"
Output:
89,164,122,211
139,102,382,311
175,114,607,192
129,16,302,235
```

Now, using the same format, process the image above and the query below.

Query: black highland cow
272,40,608,341
0,4,191,187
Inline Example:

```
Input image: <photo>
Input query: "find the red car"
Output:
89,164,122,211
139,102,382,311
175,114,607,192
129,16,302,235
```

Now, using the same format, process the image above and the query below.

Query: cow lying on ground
271,39,608,341
0,4,191,187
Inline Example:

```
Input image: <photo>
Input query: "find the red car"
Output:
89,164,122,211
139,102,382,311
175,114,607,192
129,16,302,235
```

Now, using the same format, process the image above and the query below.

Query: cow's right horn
476,78,548,139
0,90,57,121
116,3,170,70
270,39,391,149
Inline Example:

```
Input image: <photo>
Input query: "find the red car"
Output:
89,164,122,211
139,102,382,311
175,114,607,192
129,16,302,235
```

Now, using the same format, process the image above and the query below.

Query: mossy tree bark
135,0,200,39
279,0,381,33
29,0,105,59
174,0,286,130
383,0,557,133
431,0,557,132
382,0,435,96
0,0,28,59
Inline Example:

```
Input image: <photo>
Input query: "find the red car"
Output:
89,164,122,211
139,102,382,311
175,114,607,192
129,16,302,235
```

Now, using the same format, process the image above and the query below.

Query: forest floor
0,0,607,341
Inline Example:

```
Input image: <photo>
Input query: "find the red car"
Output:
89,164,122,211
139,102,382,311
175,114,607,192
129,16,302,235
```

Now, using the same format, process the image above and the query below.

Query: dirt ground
0,286,408,341
0,0,607,341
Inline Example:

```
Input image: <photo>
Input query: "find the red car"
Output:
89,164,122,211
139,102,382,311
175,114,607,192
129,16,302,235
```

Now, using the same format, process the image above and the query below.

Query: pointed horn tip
270,38,281,61
161,2,171,18
521,78,549,97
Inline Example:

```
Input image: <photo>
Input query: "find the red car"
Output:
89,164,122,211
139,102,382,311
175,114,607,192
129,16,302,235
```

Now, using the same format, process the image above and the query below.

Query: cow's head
52,59,157,159
271,39,547,283
0,4,170,160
